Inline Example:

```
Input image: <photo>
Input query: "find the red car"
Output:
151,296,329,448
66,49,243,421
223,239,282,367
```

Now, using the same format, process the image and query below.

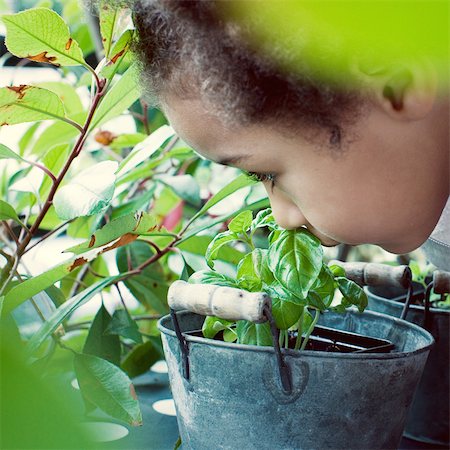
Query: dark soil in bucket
187,325,395,353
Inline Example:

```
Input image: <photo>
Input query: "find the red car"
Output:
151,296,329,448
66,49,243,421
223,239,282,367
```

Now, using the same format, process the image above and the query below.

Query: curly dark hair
128,1,365,144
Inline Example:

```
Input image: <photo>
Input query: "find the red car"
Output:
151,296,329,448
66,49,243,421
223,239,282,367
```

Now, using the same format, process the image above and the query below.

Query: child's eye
245,171,276,188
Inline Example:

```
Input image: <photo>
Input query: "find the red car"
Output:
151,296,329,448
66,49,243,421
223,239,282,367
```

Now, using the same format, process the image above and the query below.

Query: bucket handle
329,261,412,289
168,281,292,393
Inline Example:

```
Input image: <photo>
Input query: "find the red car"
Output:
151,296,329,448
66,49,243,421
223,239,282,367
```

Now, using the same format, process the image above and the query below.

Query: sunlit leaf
2,8,85,66
0,85,66,126
205,231,239,268
117,125,174,176
36,81,84,117
66,211,158,255
3,254,114,317
100,29,134,79
0,200,22,224
189,173,257,224
228,210,252,233
90,64,141,130
158,174,201,207
0,143,24,161
53,161,118,220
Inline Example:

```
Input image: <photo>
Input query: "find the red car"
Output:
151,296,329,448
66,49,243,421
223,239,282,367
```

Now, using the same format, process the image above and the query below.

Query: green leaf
116,241,171,314
310,264,336,307
189,173,258,224
265,284,304,329
228,210,252,233
53,161,118,220
307,291,327,311
121,339,163,379
236,252,262,292
188,270,238,287
31,111,85,156
74,353,142,426
250,208,277,231
0,85,66,125
236,321,272,346
117,125,174,176
268,228,323,299
100,29,134,79
66,211,158,254
0,143,23,161
272,297,303,330
205,231,239,268
178,235,244,266
99,1,120,59
181,198,270,243
105,309,143,344
109,132,147,150
35,81,84,117
18,122,41,155
2,8,86,66
83,304,121,366
0,200,21,223
202,316,234,339
26,276,118,355
2,251,111,317
158,174,201,207
90,64,141,130
39,143,70,199
336,277,368,313
329,264,346,277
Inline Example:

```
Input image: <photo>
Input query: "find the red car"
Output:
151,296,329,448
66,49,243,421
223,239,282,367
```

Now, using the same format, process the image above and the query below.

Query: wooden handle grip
168,280,271,323
433,270,450,294
329,261,412,289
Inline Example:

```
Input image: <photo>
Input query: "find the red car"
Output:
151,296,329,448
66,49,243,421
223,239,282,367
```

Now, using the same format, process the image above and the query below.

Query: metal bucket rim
365,286,450,315
158,309,434,361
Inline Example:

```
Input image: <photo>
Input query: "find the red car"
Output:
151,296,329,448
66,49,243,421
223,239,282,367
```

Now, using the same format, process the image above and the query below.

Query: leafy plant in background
0,3,268,429
409,260,450,309
190,209,368,350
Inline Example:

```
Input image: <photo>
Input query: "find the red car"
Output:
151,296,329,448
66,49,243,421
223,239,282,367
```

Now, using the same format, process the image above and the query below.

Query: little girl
130,0,449,269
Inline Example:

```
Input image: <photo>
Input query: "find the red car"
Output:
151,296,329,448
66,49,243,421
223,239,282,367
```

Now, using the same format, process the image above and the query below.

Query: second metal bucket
367,285,449,446
159,309,433,450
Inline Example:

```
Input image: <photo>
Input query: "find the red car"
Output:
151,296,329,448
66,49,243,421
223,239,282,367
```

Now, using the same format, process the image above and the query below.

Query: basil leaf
268,229,323,298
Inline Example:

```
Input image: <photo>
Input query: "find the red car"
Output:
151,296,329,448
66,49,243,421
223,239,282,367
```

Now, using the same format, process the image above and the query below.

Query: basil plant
190,209,368,350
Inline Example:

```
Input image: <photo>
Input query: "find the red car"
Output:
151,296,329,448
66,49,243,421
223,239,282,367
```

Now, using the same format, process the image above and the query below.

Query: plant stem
294,307,304,351
16,79,107,257
23,220,72,255
24,159,57,184
300,309,320,351
2,221,19,247
140,100,150,135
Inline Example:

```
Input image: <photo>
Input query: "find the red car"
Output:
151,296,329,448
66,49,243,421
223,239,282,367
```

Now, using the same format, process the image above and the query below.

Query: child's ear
356,60,437,121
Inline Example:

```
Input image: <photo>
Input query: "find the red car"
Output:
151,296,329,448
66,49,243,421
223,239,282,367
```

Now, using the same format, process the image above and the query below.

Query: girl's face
162,94,449,254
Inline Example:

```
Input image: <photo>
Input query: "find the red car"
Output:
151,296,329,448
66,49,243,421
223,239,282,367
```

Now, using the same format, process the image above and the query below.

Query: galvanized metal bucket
367,285,449,446
158,309,433,450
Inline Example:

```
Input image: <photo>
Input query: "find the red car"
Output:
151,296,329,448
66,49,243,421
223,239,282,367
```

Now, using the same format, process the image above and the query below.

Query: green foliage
0,85,66,125
74,353,142,426
191,208,368,349
2,8,86,67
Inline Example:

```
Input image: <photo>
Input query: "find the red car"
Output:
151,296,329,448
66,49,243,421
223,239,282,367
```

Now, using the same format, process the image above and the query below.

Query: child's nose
266,188,308,230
